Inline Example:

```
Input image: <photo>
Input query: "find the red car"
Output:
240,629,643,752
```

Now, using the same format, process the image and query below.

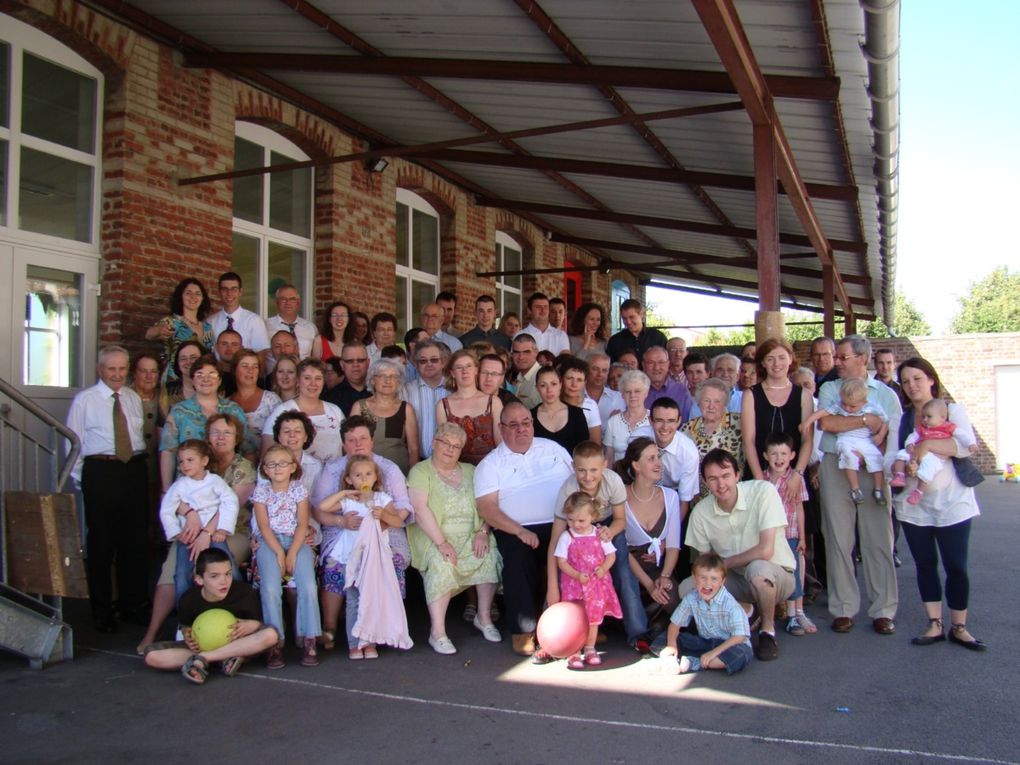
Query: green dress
406,460,501,605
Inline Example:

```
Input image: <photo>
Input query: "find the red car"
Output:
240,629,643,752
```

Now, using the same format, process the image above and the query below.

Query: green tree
950,266,1020,334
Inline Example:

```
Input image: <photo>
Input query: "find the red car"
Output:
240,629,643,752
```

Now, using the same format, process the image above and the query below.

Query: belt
84,452,147,461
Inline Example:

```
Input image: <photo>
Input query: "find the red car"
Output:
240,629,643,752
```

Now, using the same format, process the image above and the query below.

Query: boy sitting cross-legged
144,548,278,684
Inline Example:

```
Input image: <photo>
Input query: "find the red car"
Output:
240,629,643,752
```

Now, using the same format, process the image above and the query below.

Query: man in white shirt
402,340,449,459
475,401,574,655
586,352,624,425
422,302,462,351
208,272,270,353
66,345,150,633
518,292,569,355
265,284,317,359
650,398,699,505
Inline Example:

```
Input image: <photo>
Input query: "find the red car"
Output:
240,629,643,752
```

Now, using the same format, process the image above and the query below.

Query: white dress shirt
265,315,317,358
657,431,700,502
66,381,146,483
210,307,270,351
518,324,569,355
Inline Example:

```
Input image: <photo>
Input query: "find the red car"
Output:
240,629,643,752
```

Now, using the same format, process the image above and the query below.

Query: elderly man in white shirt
208,271,270,353
66,345,150,633
475,400,574,656
265,284,317,358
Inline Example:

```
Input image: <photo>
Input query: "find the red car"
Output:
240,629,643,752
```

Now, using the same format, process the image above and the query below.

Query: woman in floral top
681,377,744,502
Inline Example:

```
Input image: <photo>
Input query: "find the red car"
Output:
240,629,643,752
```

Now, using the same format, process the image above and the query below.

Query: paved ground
2,482,1018,765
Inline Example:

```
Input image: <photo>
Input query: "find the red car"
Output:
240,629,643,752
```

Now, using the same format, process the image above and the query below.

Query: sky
649,0,1020,336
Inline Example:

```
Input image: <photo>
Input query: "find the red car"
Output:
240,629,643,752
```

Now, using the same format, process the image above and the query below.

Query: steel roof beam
182,53,839,101
645,281,869,319
474,197,867,254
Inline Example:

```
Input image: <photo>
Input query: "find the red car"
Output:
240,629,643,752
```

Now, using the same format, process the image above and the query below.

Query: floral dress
555,529,623,626
155,314,213,383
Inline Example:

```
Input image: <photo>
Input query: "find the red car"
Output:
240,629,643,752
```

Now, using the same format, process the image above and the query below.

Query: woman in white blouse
262,359,344,463
603,370,654,462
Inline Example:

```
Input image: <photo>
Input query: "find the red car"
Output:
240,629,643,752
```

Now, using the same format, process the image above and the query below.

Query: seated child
661,552,753,675
144,548,278,684
159,439,239,602
317,455,410,660
252,444,321,670
762,434,815,636
553,492,623,669
890,398,957,504
801,378,888,504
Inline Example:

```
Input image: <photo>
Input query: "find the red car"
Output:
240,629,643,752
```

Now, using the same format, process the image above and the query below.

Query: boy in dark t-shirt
144,549,278,683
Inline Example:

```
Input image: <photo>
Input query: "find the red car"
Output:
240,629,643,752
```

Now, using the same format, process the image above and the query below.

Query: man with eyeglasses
322,341,371,416
209,272,270,354
265,284,317,359
810,336,839,388
402,340,449,459
422,302,462,352
666,337,688,386
816,334,902,636
510,334,542,409
475,401,574,656
643,346,694,423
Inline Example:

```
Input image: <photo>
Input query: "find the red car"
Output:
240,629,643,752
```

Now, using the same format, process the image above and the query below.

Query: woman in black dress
531,366,589,455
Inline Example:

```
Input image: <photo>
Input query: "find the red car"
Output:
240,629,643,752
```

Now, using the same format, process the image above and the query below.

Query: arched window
494,231,523,319
395,188,440,331
231,122,313,317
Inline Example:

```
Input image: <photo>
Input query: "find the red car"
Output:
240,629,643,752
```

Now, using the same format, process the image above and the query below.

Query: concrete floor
2,482,1018,765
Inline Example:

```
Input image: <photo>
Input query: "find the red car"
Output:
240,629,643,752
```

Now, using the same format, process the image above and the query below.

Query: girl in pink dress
554,492,623,669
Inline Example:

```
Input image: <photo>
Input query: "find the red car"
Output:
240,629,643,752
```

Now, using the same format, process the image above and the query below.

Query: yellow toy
1000,463,1019,482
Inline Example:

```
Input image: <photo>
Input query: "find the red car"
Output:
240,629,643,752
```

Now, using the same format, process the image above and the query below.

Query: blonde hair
562,490,599,520
922,398,948,420
341,454,381,492
839,378,869,407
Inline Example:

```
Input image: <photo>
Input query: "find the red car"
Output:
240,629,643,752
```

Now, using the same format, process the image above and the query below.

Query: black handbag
898,406,984,488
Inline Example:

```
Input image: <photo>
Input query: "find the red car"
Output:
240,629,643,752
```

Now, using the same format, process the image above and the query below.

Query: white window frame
494,231,523,318
231,121,314,318
0,13,103,255
395,187,441,331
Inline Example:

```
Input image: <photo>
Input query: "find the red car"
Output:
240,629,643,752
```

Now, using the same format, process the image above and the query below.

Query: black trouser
81,455,150,619
493,523,552,635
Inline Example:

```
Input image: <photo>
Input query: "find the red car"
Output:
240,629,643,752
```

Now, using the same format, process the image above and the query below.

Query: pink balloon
536,601,588,658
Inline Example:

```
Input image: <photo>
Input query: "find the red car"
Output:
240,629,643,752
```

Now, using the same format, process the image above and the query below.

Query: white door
0,243,99,489
995,364,1020,471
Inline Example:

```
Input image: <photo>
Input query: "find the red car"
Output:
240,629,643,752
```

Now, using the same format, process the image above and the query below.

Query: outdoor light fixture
365,158,389,173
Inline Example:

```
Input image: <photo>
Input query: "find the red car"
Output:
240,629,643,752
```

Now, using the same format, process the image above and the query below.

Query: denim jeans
174,538,237,604
610,531,647,643
255,535,321,641
679,632,753,675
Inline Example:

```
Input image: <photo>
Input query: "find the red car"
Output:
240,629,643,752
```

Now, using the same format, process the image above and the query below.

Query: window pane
411,280,436,328
19,147,92,242
395,202,409,268
0,42,9,128
269,151,311,236
502,289,522,320
232,137,263,224
502,243,522,290
0,140,7,227
24,266,82,387
395,274,407,334
21,53,96,153
231,232,259,313
412,208,438,274
267,241,306,315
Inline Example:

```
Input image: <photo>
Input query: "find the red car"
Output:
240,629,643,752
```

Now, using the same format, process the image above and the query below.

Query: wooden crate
4,492,88,598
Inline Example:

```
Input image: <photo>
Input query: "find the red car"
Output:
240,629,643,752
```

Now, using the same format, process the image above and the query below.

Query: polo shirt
474,438,574,526
554,469,627,523
685,480,796,571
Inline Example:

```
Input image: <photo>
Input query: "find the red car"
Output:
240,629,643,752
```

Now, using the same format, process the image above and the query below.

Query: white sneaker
428,635,457,655
473,616,502,642
678,656,694,674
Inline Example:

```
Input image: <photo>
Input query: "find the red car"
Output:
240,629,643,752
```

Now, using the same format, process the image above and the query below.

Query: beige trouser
819,453,898,619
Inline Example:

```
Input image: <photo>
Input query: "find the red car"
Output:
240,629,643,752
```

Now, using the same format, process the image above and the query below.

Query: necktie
285,322,296,335
226,315,235,330
112,392,133,463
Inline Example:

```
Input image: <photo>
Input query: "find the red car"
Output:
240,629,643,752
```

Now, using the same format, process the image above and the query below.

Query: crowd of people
66,273,985,684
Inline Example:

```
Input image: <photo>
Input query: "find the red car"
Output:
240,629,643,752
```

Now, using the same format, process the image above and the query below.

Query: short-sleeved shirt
474,438,574,527
177,580,262,627
817,375,902,455
161,397,256,455
670,586,750,645
685,480,796,571
554,469,627,523
554,528,615,559
251,480,308,537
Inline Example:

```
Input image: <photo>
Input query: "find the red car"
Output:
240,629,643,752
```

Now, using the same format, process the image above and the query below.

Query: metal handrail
0,377,81,490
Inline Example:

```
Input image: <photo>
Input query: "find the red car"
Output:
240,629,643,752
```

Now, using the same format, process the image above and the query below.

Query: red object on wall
564,260,582,315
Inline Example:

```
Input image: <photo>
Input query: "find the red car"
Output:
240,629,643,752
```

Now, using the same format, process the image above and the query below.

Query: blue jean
679,632,753,675
256,535,321,641
174,538,237,604
901,519,971,610
610,531,647,643
787,538,804,601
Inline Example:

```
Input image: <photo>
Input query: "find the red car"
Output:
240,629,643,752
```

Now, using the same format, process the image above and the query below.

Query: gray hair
643,345,668,363
434,421,467,448
793,366,815,381
366,357,406,391
710,352,740,373
695,377,731,406
97,345,129,364
414,339,443,363
618,369,651,394
839,334,872,360
587,351,610,365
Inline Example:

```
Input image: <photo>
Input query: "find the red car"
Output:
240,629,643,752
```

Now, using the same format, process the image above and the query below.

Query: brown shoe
831,616,854,633
872,617,896,635
512,633,536,656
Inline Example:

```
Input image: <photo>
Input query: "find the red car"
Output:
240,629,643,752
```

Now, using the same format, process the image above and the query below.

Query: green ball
191,608,238,651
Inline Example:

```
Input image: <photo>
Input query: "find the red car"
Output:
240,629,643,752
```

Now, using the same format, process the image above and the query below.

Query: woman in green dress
407,422,502,655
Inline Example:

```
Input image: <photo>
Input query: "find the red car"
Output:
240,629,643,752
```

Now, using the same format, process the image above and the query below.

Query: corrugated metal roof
110,0,898,323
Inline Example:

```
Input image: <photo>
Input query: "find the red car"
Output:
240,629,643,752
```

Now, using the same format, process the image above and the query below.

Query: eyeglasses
418,356,442,365
374,374,400,382
834,353,860,362
479,370,504,378
433,438,463,450
263,461,293,469
193,371,220,380
501,418,533,430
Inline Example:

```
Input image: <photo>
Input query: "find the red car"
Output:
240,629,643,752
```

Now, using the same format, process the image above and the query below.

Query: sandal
181,655,209,684
949,623,986,652
796,610,818,634
266,646,286,670
221,656,244,677
362,644,379,660
567,653,585,670
348,647,365,660
530,649,554,665
911,617,945,646
301,637,320,667
583,646,602,666
319,630,335,651
462,604,477,622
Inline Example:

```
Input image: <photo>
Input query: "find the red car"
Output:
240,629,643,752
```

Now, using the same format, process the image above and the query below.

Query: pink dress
556,530,623,626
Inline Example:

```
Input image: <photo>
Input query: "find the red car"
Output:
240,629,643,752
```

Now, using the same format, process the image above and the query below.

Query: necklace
764,380,790,389
630,483,656,503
